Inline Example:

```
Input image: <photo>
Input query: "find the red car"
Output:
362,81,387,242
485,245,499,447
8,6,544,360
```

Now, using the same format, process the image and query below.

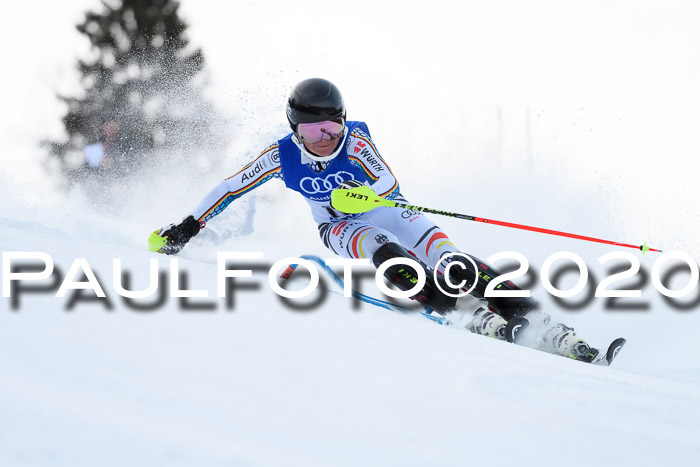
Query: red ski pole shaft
392,202,662,254
330,187,663,254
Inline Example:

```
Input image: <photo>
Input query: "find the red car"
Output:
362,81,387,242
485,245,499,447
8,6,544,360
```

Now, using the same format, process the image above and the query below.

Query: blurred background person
83,115,144,178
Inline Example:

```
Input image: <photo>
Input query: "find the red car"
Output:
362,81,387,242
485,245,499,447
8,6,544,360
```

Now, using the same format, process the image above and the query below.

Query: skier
151,78,599,362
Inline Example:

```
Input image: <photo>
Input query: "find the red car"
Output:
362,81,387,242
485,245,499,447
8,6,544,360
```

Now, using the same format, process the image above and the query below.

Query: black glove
156,215,201,255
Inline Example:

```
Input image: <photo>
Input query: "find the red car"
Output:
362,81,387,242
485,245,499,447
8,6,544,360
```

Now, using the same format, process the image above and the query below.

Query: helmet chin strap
292,127,348,163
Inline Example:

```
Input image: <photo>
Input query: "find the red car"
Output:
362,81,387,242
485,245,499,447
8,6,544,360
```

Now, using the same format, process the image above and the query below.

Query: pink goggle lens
297,120,344,144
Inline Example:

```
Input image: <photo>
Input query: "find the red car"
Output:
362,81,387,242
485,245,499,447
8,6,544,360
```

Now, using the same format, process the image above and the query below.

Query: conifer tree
48,0,223,180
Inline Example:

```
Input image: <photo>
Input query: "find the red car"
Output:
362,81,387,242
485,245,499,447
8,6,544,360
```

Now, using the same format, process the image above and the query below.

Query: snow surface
1,165,699,467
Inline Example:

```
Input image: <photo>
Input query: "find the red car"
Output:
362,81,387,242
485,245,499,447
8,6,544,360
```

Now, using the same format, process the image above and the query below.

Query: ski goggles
297,120,345,144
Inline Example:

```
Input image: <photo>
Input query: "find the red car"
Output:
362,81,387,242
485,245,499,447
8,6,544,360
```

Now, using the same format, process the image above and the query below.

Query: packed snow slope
1,165,699,467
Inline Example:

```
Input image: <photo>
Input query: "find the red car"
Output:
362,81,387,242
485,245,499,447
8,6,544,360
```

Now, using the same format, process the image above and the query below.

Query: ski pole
330,186,662,254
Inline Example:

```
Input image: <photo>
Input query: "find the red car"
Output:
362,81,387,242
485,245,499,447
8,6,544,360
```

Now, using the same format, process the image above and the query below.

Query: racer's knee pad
442,253,540,319
372,242,458,313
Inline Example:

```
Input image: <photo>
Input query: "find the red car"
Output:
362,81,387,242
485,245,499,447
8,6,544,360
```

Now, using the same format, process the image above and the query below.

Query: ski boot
445,296,507,340
467,307,507,340
543,323,599,362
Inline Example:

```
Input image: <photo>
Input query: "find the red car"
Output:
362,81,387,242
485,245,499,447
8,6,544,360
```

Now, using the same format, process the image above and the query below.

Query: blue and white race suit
189,121,459,267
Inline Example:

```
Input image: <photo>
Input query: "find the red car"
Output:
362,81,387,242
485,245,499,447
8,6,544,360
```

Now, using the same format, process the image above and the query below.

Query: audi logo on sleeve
299,171,355,194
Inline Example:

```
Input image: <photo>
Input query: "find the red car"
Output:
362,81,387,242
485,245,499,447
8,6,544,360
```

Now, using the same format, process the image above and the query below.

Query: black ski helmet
287,78,346,133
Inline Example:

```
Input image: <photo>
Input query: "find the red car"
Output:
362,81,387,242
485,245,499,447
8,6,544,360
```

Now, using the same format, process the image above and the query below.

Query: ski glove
149,215,201,255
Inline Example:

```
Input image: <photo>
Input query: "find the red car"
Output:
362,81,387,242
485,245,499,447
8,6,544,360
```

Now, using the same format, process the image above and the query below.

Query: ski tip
605,337,627,365
505,316,529,344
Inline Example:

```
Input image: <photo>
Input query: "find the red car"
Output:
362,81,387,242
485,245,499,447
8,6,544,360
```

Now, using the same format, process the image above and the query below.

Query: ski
279,255,448,325
505,316,529,344
589,337,627,366
491,314,626,366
